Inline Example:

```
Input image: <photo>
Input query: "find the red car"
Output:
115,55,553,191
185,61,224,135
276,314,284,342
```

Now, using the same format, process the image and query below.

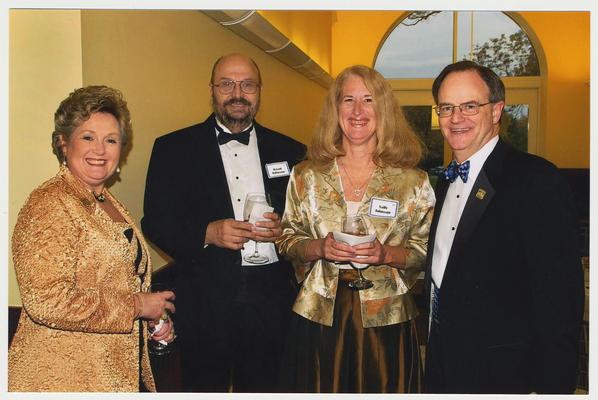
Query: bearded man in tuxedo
142,53,305,392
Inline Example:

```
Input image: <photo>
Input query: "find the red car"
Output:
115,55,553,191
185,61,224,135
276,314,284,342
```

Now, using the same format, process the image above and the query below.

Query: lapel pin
476,189,486,200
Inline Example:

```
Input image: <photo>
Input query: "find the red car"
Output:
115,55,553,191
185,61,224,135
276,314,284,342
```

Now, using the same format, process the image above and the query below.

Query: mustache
224,97,252,107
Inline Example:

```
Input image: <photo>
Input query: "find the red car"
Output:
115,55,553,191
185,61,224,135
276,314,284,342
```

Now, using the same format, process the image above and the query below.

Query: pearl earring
116,166,121,174
62,159,67,166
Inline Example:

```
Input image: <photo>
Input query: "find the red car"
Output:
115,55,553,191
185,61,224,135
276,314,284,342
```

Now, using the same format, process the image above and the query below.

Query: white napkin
332,231,376,269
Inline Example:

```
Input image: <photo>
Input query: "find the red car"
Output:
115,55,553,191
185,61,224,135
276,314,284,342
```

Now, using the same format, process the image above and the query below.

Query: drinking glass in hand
148,283,174,356
341,214,374,290
243,192,272,264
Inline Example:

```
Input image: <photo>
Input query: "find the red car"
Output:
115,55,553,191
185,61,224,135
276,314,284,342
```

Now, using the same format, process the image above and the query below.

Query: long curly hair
307,65,423,169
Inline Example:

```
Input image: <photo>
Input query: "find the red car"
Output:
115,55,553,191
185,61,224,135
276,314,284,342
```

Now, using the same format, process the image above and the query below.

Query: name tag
368,197,399,219
266,161,290,178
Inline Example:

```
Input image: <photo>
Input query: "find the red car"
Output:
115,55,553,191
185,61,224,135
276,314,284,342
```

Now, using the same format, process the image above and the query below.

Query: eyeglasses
433,102,492,118
211,79,260,94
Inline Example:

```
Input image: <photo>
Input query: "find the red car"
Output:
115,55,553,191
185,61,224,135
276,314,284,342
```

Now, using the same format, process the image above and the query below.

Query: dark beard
212,96,259,132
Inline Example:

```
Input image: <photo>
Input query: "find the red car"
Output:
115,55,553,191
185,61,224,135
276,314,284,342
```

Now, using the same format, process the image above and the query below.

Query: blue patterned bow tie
444,160,470,183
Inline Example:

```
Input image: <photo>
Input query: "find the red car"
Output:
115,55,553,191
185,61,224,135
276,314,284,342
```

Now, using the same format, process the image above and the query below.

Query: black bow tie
215,124,252,146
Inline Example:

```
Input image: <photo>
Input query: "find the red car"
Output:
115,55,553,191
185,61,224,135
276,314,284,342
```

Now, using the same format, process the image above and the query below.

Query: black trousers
423,318,444,393
177,261,295,393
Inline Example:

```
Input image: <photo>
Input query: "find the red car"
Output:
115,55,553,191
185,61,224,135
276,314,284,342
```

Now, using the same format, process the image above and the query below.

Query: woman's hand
148,318,176,343
305,232,357,263
352,239,407,269
135,291,176,321
351,239,387,265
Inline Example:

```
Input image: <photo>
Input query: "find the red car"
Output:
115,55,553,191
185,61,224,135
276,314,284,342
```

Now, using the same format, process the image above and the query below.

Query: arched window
374,11,542,180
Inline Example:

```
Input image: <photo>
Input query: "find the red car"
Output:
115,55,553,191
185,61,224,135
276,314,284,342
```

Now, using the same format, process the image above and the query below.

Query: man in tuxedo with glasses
142,53,305,392
423,60,583,394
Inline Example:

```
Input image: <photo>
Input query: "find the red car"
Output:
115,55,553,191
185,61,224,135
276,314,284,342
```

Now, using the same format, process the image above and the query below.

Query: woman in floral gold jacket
8,86,175,392
277,65,435,393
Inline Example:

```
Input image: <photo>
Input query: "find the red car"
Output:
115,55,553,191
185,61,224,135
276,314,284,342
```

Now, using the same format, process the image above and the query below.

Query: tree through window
375,11,539,78
375,11,541,179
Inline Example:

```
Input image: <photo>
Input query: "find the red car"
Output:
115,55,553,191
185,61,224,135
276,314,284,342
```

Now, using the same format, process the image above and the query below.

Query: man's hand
251,211,282,242
205,219,254,250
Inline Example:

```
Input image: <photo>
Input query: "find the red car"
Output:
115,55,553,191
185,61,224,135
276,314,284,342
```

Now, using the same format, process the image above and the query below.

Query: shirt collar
214,117,254,135
458,135,499,184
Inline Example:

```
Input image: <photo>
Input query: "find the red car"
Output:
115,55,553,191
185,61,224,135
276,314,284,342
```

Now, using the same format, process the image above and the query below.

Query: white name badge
265,161,291,178
368,197,399,219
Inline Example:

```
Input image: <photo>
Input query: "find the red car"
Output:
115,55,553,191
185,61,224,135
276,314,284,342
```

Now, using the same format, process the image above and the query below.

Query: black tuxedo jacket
424,139,583,394
141,114,306,332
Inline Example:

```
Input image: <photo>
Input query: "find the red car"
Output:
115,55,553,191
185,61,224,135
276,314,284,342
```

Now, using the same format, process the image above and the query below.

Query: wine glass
341,214,374,290
148,283,174,356
243,192,272,264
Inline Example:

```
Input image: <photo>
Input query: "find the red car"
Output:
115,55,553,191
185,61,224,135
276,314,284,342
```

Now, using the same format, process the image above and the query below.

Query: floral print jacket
277,160,435,328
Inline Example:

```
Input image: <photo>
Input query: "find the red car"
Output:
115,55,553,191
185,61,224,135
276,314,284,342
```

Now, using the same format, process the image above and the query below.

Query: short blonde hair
307,65,423,169
51,85,132,162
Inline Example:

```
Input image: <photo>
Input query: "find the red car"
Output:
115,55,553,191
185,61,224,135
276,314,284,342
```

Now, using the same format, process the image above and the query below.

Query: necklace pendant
93,191,106,202
353,189,362,196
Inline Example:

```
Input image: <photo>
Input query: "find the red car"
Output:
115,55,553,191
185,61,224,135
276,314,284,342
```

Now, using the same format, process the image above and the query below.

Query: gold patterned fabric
8,166,155,392
277,160,435,328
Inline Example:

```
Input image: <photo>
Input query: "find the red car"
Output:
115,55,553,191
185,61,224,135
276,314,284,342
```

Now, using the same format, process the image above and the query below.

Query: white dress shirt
215,119,278,266
431,135,499,287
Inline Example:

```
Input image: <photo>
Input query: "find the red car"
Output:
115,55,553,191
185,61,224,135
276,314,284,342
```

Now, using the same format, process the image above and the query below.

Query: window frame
375,11,546,161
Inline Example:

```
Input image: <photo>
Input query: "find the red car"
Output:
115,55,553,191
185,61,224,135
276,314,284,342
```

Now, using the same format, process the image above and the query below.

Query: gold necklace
339,159,374,197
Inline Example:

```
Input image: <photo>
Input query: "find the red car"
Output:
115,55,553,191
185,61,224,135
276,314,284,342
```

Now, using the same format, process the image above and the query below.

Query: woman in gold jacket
8,86,175,392
277,65,435,392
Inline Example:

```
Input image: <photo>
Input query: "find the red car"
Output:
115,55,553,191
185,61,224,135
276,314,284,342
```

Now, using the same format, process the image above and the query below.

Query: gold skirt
279,269,422,393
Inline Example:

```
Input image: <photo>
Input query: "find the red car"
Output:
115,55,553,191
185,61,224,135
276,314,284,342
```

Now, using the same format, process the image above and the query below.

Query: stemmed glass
341,214,374,290
148,283,174,356
243,192,272,264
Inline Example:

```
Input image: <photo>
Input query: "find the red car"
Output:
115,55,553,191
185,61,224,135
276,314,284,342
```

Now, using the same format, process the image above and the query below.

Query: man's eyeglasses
433,102,492,118
211,80,260,95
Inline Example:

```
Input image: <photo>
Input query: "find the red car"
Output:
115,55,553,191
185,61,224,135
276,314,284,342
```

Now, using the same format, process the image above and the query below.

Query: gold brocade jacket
277,160,435,328
8,166,155,392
